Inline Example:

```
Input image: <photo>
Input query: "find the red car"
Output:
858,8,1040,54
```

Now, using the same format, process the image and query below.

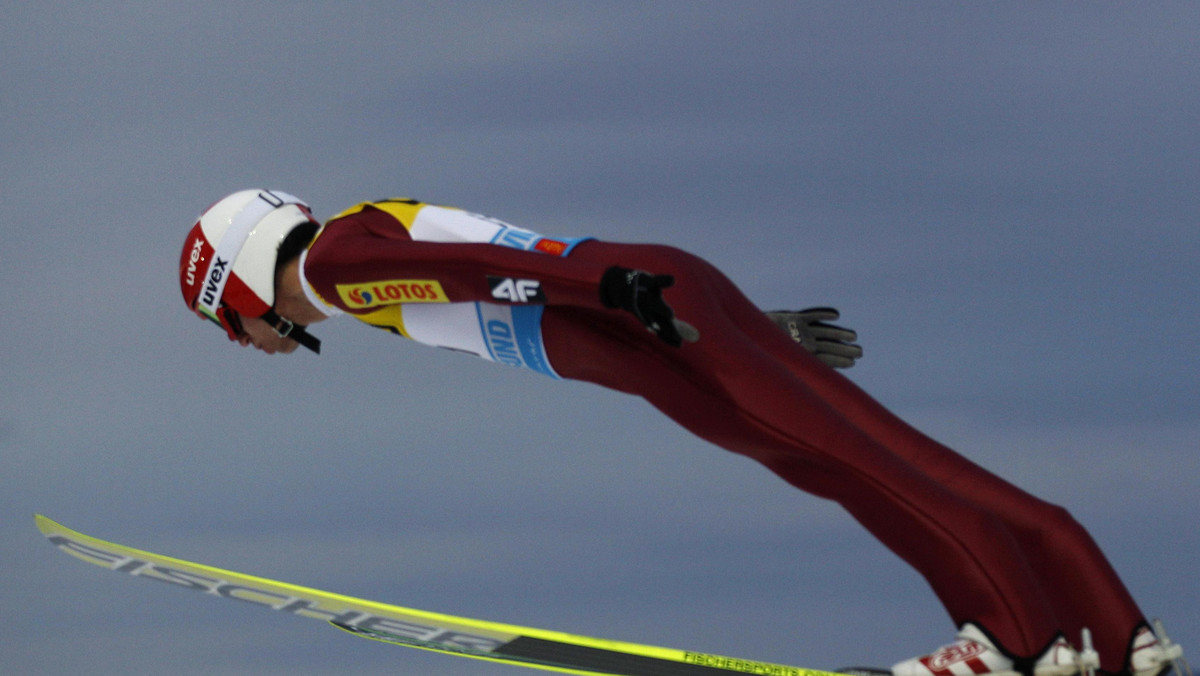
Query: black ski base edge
334,621,825,676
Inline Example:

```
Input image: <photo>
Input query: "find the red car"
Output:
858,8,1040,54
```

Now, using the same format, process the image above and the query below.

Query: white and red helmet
179,189,321,352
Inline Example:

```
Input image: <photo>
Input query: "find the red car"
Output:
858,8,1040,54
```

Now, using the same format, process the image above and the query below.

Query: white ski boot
892,623,1079,676
1128,621,1188,676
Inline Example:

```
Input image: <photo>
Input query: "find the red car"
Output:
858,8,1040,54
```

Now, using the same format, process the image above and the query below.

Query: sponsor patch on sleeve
336,280,448,309
487,276,546,304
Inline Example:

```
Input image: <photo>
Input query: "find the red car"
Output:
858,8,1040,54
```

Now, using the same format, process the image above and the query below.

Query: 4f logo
488,276,546,303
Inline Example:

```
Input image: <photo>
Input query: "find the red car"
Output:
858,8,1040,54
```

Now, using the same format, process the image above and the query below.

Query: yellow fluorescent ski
36,514,837,676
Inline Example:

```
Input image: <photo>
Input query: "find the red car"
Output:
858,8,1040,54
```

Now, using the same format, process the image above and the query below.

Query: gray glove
767,307,862,369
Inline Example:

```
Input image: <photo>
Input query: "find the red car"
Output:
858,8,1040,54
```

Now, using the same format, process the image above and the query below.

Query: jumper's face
233,313,300,355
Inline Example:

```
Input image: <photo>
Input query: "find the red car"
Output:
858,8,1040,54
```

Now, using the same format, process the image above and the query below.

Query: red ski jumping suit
300,199,1148,671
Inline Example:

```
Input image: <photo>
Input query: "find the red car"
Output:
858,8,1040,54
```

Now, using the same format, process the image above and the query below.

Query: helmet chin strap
260,308,321,354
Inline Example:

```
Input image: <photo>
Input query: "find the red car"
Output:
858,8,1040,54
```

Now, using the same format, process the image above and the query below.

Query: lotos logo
335,280,448,309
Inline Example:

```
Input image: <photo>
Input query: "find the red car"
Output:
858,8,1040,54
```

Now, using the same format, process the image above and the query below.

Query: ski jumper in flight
179,189,1182,676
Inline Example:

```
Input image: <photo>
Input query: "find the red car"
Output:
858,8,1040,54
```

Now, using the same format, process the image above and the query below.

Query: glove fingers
815,341,863,360
673,318,700,343
796,307,840,322
816,353,858,369
647,274,675,291
654,319,683,347
808,322,858,342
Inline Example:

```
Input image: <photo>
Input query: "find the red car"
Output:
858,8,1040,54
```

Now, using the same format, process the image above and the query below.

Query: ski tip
34,514,75,539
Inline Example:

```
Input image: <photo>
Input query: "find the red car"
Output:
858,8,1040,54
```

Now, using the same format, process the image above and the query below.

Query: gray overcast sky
3,2,1197,674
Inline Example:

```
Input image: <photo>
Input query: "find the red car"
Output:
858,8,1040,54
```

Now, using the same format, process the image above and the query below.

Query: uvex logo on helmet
179,229,217,311
184,237,204,288
200,256,230,308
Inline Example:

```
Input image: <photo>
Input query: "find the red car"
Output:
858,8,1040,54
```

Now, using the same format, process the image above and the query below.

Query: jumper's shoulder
327,197,428,225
